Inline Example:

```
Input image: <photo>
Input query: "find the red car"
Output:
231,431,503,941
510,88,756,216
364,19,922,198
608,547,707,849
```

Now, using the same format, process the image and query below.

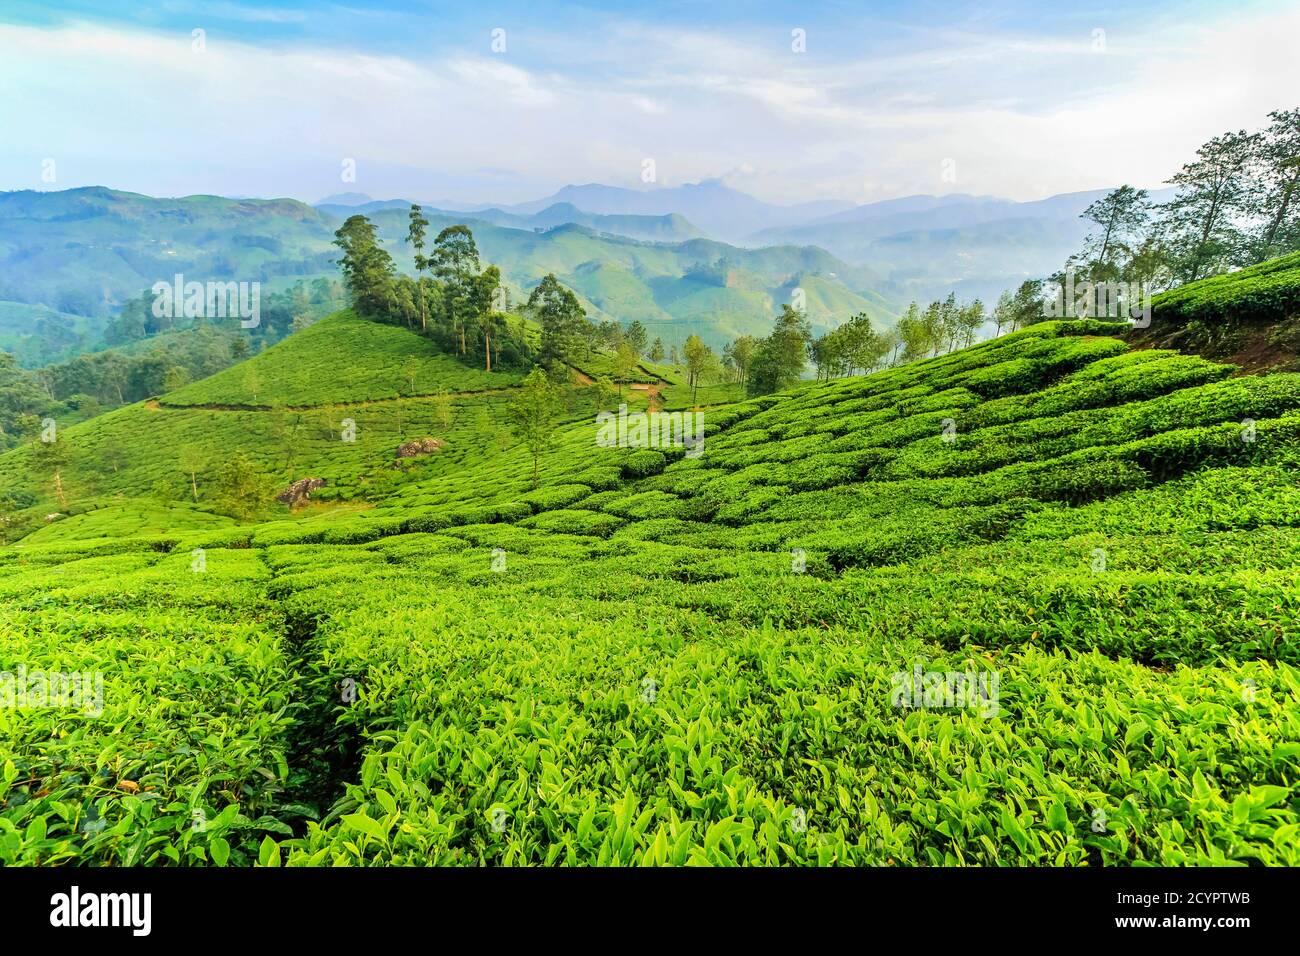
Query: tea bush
2,318,1297,867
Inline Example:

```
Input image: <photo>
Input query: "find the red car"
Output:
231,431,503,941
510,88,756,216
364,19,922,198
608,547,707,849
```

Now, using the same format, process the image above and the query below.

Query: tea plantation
2,316,1298,866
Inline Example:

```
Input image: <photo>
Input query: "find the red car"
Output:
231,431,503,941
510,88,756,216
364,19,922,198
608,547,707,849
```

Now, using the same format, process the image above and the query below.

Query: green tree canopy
506,367,563,488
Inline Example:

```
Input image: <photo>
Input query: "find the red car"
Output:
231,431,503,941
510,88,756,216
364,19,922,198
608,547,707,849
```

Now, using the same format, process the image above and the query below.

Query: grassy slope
0,301,101,367
163,310,520,407
0,311,653,527
2,318,1298,866
18,501,236,547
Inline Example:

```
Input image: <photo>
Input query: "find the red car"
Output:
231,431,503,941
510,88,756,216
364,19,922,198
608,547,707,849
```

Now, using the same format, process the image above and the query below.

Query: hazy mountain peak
316,191,374,206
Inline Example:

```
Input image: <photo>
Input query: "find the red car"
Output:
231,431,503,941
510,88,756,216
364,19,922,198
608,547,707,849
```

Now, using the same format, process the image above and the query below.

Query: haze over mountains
317,198,706,244
322,178,1174,303
0,178,1165,363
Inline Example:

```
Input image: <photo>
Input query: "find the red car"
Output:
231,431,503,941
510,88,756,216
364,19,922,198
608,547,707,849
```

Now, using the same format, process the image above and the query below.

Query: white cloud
447,58,557,107
1,8,1297,206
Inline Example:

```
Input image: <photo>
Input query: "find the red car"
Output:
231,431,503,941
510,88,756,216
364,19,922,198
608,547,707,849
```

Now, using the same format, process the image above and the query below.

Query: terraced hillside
2,319,1298,866
0,311,596,527
161,311,524,408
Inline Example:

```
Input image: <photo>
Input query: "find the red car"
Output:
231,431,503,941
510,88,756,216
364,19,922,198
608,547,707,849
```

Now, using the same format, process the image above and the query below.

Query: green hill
0,310,668,534
2,312,1298,866
0,301,99,367
0,187,339,317
0,311,545,516
162,311,521,408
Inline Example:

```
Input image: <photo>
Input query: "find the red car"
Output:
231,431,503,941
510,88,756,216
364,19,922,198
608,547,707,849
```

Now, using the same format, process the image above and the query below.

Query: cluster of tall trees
1058,107,1300,289
744,305,814,396
808,310,892,379
0,325,271,452
726,294,997,397
720,337,756,389
527,274,588,370
335,208,677,380
893,295,992,362
335,210,540,371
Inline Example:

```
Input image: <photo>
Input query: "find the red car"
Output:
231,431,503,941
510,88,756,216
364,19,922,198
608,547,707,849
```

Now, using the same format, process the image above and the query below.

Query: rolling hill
0,311,545,515
0,300,99,367
0,187,339,317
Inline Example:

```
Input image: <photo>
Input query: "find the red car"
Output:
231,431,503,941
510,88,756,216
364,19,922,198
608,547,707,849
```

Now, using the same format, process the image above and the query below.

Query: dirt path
150,361,671,414
628,382,664,412
153,386,520,413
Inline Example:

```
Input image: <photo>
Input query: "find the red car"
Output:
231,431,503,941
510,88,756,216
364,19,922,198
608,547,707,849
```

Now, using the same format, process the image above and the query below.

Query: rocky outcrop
396,437,446,458
277,477,326,506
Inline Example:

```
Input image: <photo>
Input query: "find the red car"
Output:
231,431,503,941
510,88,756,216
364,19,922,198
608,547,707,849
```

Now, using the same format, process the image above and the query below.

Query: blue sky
1,0,1295,205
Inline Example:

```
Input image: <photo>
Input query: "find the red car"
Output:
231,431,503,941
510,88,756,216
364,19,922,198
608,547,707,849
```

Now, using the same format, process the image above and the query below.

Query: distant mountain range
310,179,1173,304
317,180,853,242
0,186,894,358
0,179,1172,366
748,188,1177,304
484,180,854,242
0,187,339,315
318,199,705,243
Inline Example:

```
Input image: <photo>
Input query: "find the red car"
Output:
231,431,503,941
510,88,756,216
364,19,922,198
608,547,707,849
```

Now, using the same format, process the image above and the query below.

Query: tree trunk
1099,212,1117,266
1193,178,1227,281
1260,173,1299,259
